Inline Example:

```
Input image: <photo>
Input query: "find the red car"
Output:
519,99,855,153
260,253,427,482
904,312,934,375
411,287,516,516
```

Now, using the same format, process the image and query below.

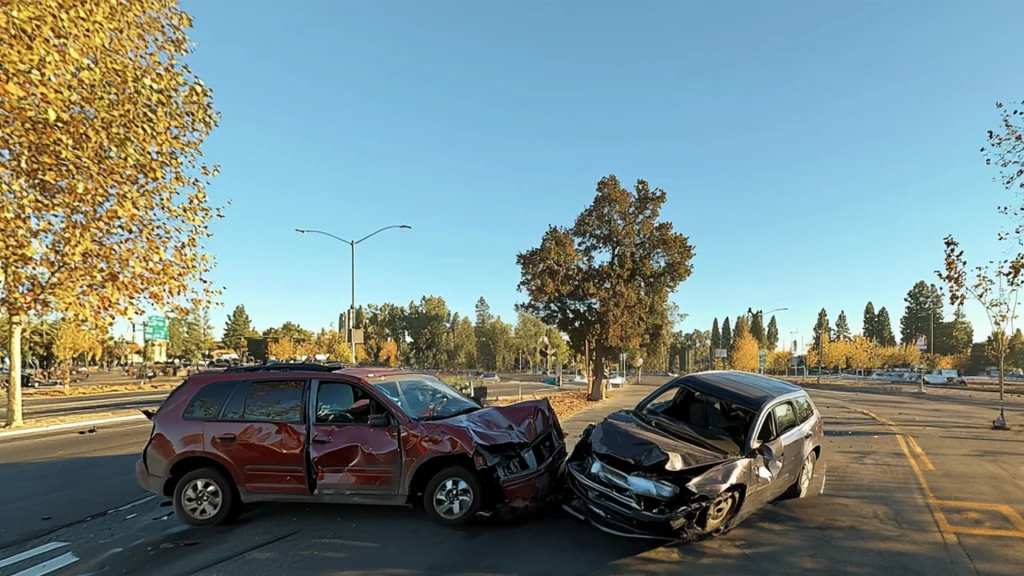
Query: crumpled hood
589,410,733,471
445,399,559,446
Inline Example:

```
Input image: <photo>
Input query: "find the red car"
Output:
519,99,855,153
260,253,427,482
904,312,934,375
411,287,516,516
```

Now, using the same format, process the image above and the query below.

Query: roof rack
222,363,337,374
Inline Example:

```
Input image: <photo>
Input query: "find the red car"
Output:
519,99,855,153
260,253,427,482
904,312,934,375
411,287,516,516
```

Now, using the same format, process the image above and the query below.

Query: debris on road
158,540,200,549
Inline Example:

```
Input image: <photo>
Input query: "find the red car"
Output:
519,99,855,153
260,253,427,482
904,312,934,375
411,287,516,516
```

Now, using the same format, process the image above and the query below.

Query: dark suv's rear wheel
422,466,482,526
173,467,239,527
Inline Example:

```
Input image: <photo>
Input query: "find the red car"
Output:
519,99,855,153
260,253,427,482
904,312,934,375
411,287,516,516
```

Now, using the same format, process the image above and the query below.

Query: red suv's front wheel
173,467,239,527
422,466,482,526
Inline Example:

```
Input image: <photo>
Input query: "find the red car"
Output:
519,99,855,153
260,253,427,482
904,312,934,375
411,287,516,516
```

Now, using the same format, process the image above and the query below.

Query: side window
242,380,305,423
793,396,814,423
316,382,380,424
773,402,798,435
183,381,235,420
756,414,776,443
220,382,251,420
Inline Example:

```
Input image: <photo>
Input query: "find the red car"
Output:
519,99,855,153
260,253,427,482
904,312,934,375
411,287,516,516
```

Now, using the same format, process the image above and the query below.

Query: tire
173,467,239,527
697,488,741,537
784,451,818,499
422,466,482,526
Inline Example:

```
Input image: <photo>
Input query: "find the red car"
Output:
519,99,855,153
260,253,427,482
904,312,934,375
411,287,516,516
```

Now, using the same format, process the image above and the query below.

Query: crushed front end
563,415,738,541
462,400,568,517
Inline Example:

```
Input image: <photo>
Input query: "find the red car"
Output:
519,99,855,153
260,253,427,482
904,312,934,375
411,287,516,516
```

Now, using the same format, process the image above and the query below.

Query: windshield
373,375,480,421
640,385,753,453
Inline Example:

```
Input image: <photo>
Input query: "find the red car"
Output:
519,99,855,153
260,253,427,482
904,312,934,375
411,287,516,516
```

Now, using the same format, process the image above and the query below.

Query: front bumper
498,446,567,514
563,460,702,540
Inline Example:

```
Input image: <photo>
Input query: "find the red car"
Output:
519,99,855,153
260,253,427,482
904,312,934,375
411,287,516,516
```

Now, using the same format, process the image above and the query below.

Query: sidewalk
560,383,654,448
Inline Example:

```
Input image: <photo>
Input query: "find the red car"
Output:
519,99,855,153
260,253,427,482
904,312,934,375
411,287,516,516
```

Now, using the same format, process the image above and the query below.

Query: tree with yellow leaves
267,337,297,361
732,333,760,372
1,1,220,426
52,321,95,366
378,340,401,367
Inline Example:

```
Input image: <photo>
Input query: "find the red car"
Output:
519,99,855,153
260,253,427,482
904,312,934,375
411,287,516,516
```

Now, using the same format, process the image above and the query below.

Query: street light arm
295,228,352,244
355,224,412,245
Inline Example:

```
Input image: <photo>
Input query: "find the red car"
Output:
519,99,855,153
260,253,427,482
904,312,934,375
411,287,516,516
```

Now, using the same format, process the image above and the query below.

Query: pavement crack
955,534,981,576
179,529,302,576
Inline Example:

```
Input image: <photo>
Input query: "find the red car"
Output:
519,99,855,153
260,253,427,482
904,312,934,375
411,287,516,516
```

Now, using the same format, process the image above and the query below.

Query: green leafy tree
733,315,750,341
451,315,477,369
222,305,253,355
516,176,694,400
875,307,896,347
514,312,547,369
749,310,767,349
167,316,185,359
711,318,721,352
486,316,516,371
834,311,851,342
181,305,213,362
545,326,570,370
406,296,451,369
863,302,877,342
812,309,830,351
474,297,494,368
766,315,779,351
721,317,732,356
899,281,945,349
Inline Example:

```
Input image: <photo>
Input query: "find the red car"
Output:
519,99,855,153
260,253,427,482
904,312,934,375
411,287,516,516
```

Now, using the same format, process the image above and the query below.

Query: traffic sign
145,315,169,341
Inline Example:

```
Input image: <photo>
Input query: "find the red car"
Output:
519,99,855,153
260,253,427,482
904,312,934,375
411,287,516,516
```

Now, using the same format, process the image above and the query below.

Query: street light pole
296,224,412,364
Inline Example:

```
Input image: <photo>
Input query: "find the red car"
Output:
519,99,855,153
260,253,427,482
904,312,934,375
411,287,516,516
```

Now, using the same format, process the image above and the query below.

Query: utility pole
817,330,823,385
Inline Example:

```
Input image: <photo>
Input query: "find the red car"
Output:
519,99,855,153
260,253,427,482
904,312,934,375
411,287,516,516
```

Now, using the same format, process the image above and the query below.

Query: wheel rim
182,478,223,520
432,477,474,520
799,456,815,492
705,492,736,532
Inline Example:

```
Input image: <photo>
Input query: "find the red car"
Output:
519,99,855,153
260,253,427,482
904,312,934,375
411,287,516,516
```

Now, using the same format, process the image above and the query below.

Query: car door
771,400,805,488
308,379,403,499
202,378,309,496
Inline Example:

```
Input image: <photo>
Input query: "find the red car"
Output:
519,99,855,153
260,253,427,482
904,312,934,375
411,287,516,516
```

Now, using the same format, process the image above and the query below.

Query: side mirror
368,414,390,428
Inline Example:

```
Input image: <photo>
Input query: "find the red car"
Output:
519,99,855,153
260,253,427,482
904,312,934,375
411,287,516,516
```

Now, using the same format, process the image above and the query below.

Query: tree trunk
999,353,1005,402
589,342,606,401
6,315,24,428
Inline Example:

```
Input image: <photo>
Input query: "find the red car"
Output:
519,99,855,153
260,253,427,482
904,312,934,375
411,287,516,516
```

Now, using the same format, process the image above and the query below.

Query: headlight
589,459,679,499
665,452,685,472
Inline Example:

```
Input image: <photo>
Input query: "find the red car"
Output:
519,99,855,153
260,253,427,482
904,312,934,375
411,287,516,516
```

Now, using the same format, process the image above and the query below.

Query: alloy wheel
432,477,474,520
182,478,223,520
705,491,737,533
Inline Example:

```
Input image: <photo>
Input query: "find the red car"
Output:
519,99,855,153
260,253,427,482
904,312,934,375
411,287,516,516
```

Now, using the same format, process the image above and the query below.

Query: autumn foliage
1,1,220,425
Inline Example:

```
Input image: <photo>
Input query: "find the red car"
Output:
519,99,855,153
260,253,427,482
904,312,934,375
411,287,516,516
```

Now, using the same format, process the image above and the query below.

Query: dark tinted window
794,396,814,423
316,382,379,424
242,380,305,423
220,381,251,420
183,381,235,420
773,402,798,435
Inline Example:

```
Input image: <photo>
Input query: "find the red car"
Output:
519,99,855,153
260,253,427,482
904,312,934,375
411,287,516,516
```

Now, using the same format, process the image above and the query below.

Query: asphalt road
1,381,1022,575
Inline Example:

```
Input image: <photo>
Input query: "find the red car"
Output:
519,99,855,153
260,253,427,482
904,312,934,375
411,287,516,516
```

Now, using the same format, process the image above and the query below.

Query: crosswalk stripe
0,542,69,569
10,552,79,576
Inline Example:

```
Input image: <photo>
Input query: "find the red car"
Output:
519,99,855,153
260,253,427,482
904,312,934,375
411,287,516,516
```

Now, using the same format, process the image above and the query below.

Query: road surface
1,381,1022,575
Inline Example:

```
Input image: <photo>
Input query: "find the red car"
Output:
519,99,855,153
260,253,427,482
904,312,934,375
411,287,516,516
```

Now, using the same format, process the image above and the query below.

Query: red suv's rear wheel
173,467,239,527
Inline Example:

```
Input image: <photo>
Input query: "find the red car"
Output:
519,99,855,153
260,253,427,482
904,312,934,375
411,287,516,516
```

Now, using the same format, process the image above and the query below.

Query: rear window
242,380,305,423
793,395,814,423
183,381,235,420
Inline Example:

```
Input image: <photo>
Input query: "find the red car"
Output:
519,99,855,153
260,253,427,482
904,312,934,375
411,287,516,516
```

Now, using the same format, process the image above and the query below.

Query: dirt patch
489,388,625,421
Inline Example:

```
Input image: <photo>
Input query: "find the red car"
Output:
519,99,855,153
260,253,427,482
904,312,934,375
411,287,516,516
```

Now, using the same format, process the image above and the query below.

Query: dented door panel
309,423,402,495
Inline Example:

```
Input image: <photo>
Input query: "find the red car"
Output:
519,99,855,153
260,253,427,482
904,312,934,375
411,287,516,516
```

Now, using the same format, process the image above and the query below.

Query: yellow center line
894,433,955,535
905,435,935,471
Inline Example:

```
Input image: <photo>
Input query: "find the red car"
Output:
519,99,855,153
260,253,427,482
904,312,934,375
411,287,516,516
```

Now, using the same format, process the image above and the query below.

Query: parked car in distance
480,372,500,382
565,370,824,541
137,364,565,527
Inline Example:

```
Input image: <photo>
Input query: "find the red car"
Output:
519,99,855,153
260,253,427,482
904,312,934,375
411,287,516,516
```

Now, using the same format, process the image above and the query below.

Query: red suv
137,364,566,527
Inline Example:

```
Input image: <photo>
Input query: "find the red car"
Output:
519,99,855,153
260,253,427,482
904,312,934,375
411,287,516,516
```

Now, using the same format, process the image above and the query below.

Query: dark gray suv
565,371,824,541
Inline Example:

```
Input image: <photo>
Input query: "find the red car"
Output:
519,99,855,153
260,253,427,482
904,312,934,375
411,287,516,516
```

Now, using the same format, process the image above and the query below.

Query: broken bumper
498,446,567,514
563,460,701,540
136,458,163,496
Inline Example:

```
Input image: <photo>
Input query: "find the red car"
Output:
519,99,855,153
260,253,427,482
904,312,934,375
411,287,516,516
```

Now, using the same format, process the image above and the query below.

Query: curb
0,414,148,440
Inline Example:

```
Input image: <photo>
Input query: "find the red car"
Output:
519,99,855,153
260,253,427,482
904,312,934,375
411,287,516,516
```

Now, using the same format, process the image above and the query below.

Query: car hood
589,410,734,472
440,399,558,446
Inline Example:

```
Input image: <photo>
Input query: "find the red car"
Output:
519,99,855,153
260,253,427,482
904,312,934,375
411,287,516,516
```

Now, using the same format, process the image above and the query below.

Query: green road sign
145,315,169,340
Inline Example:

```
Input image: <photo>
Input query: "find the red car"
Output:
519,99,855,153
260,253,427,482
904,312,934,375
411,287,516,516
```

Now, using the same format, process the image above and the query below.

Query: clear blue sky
145,0,1021,344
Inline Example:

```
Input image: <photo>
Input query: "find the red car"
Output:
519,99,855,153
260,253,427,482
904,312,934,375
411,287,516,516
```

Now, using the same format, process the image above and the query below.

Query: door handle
312,435,331,444
213,433,236,442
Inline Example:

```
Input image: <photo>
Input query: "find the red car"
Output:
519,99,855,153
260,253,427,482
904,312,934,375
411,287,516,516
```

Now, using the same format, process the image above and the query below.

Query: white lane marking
11,551,79,576
106,495,157,514
0,542,69,569
0,414,147,440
